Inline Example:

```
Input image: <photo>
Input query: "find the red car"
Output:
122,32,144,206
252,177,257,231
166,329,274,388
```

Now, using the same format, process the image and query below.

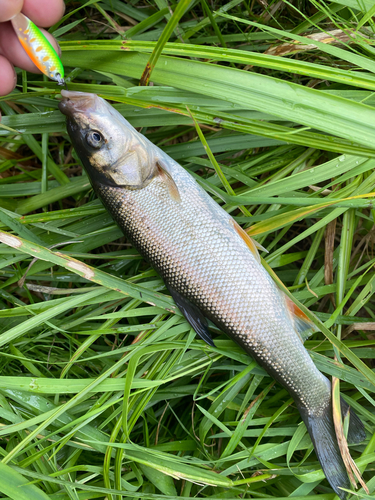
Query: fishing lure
11,12,65,85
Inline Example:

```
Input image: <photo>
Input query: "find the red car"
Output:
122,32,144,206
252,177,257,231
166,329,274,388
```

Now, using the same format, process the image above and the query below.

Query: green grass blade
0,463,51,500
139,0,191,85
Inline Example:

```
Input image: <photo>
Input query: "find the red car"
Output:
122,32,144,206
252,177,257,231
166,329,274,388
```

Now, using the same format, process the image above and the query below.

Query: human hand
0,0,65,96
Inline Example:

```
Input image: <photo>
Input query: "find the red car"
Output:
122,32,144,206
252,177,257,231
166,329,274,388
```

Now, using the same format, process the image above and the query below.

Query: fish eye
86,130,103,149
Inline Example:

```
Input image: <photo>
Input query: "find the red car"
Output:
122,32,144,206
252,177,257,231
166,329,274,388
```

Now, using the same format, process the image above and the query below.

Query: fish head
58,90,157,189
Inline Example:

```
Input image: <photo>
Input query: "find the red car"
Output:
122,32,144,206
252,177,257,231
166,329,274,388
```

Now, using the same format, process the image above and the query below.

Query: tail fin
340,397,366,444
298,403,350,500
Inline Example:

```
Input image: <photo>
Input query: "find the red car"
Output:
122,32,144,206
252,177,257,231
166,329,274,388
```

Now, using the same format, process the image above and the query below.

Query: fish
58,90,366,499
11,12,64,85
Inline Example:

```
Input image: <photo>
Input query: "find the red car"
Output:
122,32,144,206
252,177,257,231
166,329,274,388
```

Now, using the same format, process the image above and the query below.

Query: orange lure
11,12,65,85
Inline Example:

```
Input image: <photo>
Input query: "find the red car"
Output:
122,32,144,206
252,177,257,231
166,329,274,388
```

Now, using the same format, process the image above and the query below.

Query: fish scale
97,165,330,414
59,90,366,499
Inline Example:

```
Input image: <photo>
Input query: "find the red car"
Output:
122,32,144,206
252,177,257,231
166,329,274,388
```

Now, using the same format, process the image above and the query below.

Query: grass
0,0,375,499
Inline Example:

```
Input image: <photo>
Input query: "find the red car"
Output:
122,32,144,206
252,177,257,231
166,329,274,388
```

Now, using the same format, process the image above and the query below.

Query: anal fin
167,285,215,347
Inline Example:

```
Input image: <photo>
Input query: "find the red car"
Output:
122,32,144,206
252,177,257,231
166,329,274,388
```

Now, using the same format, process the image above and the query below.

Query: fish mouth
58,90,99,118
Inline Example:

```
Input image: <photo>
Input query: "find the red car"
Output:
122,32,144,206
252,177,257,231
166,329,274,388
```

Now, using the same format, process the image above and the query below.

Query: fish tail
340,396,366,444
298,402,350,500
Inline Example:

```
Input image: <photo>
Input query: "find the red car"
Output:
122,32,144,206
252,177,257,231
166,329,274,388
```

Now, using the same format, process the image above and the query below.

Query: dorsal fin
252,239,268,254
284,294,317,342
231,219,263,263
156,160,181,203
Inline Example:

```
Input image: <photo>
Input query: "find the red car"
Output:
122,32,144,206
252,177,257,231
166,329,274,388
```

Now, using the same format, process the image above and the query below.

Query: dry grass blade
332,378,369,494
325,219,337,308
265,29,355,57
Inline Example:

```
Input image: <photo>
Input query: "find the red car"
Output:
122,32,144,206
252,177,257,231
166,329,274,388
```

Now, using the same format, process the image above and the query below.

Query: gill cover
58,90,159,190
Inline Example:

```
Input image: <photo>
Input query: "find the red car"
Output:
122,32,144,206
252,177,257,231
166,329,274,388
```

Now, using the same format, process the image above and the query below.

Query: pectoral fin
157,160,181,203
167,285,215,347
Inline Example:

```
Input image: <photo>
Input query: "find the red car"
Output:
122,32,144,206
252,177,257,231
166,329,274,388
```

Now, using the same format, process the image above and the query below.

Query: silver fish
59,90,365,498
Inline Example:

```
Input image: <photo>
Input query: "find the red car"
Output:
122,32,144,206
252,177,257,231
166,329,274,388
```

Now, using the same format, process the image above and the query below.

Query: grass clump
0,1,375,499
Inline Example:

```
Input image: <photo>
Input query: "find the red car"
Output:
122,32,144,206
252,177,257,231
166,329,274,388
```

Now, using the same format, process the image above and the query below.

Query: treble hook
56,73,68,90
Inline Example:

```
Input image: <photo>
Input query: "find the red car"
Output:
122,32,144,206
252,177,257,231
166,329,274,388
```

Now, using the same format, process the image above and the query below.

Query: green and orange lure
11,12,65,85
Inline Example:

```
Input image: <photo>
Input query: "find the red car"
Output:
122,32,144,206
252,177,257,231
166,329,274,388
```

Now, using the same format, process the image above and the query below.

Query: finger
0,21,61,73
0,55,17,96
22,0,65,28
0,0,23,23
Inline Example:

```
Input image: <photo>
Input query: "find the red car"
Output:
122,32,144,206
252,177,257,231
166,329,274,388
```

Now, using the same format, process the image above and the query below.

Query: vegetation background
0,0,375,499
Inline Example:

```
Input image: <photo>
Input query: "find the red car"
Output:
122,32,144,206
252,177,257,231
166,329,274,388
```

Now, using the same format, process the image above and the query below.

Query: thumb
0,0,24,23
